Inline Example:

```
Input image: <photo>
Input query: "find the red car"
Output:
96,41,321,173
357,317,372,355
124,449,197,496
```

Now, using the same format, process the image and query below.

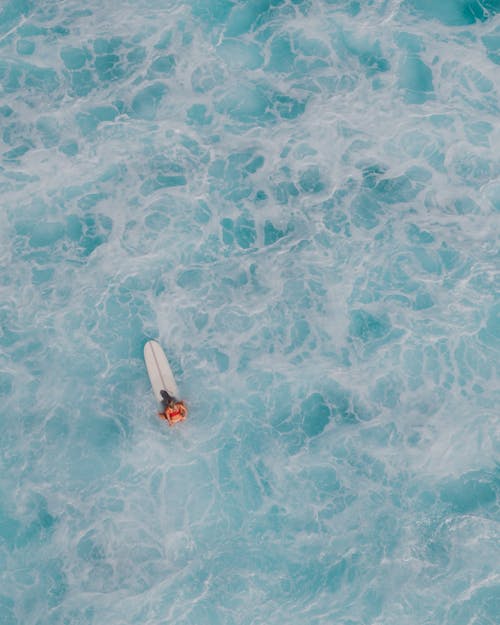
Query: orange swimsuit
161,402,187,425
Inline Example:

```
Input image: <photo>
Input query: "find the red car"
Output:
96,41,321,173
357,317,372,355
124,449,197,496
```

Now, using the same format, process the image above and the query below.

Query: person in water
159,390,187,426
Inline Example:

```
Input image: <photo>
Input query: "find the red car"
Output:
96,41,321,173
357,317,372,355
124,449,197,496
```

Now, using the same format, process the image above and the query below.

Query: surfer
159,390,187,426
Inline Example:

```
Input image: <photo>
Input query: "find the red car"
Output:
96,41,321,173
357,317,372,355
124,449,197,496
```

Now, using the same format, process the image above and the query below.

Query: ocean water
1,0,499,623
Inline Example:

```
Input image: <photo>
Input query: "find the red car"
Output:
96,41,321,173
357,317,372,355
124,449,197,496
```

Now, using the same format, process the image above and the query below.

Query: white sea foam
1,0,499,623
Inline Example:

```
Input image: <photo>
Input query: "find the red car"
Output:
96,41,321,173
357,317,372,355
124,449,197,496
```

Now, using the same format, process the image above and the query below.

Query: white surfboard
144,340,179,404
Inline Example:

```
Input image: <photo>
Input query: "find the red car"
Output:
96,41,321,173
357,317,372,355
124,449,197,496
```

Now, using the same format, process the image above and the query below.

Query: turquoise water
1,0,499,623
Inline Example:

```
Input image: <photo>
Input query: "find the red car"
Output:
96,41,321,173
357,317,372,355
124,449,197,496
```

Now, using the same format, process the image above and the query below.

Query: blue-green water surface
1,1,499,624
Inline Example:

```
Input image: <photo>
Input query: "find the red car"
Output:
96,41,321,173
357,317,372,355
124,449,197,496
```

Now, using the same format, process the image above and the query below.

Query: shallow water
1,1,499,624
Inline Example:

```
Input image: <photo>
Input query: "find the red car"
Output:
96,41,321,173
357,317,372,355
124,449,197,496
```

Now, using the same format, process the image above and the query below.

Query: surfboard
144,340,179,404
